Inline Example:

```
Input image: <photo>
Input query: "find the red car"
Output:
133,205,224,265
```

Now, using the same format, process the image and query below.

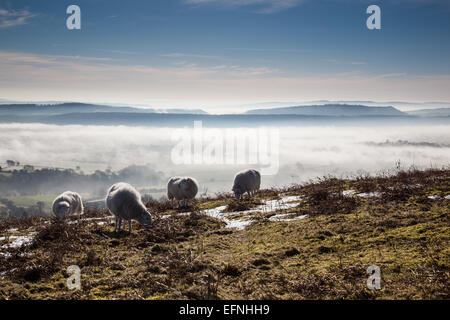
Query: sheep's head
57,203,70,219
137,210,152,229
233,188,242,200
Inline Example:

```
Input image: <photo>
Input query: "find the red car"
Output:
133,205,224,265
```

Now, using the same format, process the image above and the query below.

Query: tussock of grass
0,216,44,233
145,200,174,213
137,212,224,245
300,184,360,216
223,198,263,213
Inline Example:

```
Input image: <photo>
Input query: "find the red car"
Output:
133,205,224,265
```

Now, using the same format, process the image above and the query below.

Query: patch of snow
281,215,308,222
342,190,381,198
357,192,381,198
202,205,228,219
158,195,306,230
224,219,254,230
68,216,114,225
202,196,304,230
84,216,114,221
0,267,19,276
268,213,292,220
260,196,303,212
268,213,308,222
342,190,357,196
0,232,36,249
428,195,450,200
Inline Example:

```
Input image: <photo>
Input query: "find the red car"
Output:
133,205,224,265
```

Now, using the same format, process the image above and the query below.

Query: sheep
232,169,261,199
167,176,198,207
106,182,152,233
52,191,84,220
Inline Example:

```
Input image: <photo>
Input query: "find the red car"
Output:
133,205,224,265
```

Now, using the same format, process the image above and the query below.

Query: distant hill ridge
407,108,450,117
0,102,208,115
245,104,406,116
3,102,447,127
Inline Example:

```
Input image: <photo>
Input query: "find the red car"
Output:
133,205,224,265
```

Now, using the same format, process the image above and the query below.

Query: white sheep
232,169,261,199
52,191,84,220
106,182,152,233
167,176,198,207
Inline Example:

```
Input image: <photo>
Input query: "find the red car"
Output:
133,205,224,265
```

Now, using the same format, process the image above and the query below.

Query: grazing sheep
52,191,84,220
232,169,261,199
167,177,198,207
106,182,152,233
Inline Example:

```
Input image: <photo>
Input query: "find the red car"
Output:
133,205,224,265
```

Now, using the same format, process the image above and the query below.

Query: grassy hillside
0,168,448,300
5,194,59,208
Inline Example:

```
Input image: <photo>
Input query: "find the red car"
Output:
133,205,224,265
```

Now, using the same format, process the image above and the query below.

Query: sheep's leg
114,217,118,232
117,217,122,232
183,199,186,207
128,220,132,234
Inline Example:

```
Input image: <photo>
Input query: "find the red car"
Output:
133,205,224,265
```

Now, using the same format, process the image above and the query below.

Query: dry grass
0,216,45,233
224,198,263,213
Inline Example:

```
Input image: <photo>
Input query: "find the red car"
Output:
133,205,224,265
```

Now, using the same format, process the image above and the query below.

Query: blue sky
0,0,449,110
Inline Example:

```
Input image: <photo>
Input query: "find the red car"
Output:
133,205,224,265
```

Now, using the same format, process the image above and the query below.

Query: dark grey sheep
167,176,198,207
232,169,261,199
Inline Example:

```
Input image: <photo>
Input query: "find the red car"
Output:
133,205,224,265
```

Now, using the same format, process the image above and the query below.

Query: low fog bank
0,123,449,199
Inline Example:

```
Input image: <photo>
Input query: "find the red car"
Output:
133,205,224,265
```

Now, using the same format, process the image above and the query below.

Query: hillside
3,102,450,127
0,168,449,299
408,108,450,117
0,103,208,116
245,104,407,116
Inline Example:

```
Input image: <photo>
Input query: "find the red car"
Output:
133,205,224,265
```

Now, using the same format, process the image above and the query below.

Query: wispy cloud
184,0,305,14
0,51,113,66
375,72,407,79
184,0,450,13
226,47,309,53
161,52,222,59
0,9,36,28
0,50,449,105
326,59,367,66
94,49,139,55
